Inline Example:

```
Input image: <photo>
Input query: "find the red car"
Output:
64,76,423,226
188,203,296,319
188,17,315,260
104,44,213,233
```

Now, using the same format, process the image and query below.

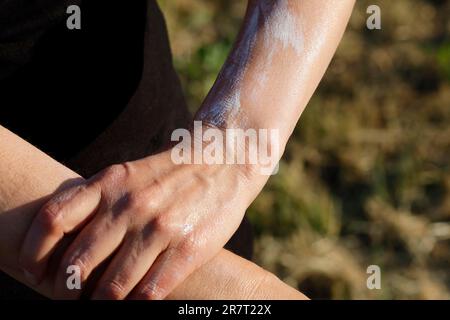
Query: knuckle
107,163,128,177
98,280,127,300
137,280,164,300
99,163,129,184
144,196,162,213
63,255,91,282
132,186,164,214
130,179,165,213
37,203,63,234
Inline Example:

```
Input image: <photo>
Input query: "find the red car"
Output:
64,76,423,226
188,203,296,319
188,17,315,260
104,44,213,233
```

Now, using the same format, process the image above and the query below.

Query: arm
0,125,305,299
19,0,354,300
197,0,355,161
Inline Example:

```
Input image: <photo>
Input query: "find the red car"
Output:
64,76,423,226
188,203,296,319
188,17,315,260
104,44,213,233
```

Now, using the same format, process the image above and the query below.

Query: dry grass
158,0,450,299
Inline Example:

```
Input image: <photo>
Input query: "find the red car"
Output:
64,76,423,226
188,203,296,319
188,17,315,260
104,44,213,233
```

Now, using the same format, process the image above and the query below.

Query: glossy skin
20,151,258,299
18,0,355,299
0,125,306,300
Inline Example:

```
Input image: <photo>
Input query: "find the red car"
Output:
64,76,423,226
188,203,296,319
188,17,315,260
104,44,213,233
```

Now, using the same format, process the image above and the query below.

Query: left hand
19,149,257,299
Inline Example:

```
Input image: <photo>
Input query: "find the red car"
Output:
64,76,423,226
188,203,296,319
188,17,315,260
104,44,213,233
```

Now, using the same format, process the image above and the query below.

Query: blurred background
157,0,450,299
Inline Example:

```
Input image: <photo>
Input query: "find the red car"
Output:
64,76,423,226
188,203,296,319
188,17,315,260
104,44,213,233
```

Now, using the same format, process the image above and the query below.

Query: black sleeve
0,0,79,79
0,0,146,161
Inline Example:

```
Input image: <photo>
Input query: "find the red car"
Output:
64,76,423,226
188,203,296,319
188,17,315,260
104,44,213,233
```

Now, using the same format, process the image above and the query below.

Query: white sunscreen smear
200,0,304,126
262,0,304,56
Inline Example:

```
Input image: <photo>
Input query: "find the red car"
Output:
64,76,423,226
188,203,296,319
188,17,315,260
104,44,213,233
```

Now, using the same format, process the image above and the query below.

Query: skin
0,0,255,300
17,0,355,299
0,125,306,300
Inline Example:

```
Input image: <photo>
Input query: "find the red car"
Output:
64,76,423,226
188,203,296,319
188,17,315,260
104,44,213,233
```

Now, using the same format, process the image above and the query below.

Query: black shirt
0,0,148,298
0,0,146,161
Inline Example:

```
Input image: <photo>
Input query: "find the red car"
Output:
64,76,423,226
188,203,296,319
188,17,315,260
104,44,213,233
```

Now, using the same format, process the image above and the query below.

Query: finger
91,228,169,300
52,213,127,299
129,244,197,300
19,182,102,285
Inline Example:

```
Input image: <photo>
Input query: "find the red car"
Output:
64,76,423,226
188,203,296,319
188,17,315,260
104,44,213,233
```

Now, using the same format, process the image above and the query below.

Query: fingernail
23,269,38,286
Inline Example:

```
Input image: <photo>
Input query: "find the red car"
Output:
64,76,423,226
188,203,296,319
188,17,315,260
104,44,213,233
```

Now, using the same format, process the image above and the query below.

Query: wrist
166,121,272,204
189,120,279,177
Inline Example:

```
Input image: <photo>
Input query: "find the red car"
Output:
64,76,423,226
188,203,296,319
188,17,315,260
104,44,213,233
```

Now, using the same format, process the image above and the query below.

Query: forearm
0,126,81,271
0,125,81,294
0,125,305,299
196,0,355,159
168,250,305,300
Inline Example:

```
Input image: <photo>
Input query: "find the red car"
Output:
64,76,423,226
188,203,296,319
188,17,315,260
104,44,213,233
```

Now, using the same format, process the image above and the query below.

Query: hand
19,149,257,299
